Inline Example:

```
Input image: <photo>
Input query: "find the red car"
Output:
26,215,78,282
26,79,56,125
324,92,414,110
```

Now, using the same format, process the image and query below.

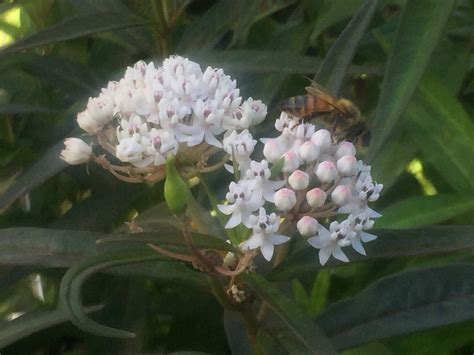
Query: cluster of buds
60,56,266,182
219,112,383,265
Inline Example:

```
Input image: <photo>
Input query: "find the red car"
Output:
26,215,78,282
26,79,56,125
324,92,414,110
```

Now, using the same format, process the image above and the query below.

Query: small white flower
223,130,257,174
240,207,290,261
274,188,297,211
297,216,319,237
245,160,284,202
315,161,337,183
77,110,102,134
288,170,309,190
116,137,146,166
86,93,114,125
60,138,92,165
218,181,262,228
306,188,327,208
307,223,351,265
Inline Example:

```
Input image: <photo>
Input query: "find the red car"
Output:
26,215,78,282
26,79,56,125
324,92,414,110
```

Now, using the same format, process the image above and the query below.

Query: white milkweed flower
223,130,257,174
60,138,92,165
217,181,262,228
220,108,383,266
244,160,285,202
241,207,290,261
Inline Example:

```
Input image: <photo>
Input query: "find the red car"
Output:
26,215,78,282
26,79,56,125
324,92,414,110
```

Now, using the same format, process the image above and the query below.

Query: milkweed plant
61,55,383,346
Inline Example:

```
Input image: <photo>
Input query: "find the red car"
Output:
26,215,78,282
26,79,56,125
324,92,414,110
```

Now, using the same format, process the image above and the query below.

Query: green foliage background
0,0,473,354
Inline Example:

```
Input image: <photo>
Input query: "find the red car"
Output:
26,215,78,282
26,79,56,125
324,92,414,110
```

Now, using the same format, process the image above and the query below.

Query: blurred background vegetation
0,0,473,354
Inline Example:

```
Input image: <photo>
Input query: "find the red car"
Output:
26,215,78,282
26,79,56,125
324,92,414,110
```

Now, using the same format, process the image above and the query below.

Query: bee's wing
305,85,341,108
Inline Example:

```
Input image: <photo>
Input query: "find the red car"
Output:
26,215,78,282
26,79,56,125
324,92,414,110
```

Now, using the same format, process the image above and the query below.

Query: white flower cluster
219,112,383,265
61,56,266,169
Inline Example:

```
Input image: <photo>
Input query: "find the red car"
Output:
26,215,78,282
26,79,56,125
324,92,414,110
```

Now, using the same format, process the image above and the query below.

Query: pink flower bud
331,185,350,205
282,150,300,172
337,155,357,176
263,139,283,163
336,141,356,159
299,141,319,162
288,170,309,190
60,138,92,165
274,188,297,211
306,188,327,208
311,129,332,152
297,216,319,237
315,161,337,183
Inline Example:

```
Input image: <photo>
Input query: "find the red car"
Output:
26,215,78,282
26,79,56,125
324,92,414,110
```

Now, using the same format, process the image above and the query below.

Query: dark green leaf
0,138,69,212
243,273,336,354
368,0,455,160
0,306,102,349
0,103,57,114
315,0,379,95
0,13,147,56
59,248,171,338
223,310,252,355
270,226,474,280
378,194,474,228
316,264,474,350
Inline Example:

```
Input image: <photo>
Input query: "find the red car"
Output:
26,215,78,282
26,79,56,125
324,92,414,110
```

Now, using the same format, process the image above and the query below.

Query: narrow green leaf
270,226,474,280
368,0,455,160
378,194,474,229
0,13,147,56
0,137,70,212
243,273,336,354
316,264,474,350
224,310,252,355
188,50,382,76
310,0,365,42
308,269,331,316
0,103,57,114
315,0,379,95
0,306,102,349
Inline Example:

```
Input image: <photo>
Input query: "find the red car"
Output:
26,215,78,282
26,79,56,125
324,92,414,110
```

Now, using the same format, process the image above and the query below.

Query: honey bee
280,81,370,147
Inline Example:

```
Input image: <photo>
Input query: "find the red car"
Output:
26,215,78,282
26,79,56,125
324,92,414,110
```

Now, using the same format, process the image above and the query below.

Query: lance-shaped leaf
59,247,174,338
243,273,336,354
316,264,474,350
368,0,455,161
0,13,147,56
377,194,474,228
270,226,474,280
314,0,379,95
0,306,102,349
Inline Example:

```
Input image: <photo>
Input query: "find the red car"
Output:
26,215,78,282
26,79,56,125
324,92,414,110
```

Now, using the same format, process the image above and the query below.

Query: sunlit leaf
0,13,148,56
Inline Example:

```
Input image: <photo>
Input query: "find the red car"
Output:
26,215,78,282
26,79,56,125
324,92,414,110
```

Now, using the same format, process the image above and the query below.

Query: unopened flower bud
263,139,284,163
316,161,337,183
299,141,319,162
60,138,92,165
274,188,297,211
297,216,319,237
337,155,357,176
311,129,332,152
77,110,102,134
288,170,309,190
282,150,300,172
306,188,327,208
331,185,350,205
336,141,356,159
223,251,237,269
164,156,189,214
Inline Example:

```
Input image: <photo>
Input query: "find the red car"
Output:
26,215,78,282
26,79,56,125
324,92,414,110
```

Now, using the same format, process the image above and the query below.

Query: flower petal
332,247,349,262
260,240,275,261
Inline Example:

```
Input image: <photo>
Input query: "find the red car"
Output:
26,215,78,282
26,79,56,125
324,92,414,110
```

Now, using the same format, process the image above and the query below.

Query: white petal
269,233,290,245
260,240,275,261
360,231,377,242
204,132,223,148
241,234,262,250
367,208,382,218
351,238,366,255
225,212,242,229
217,204,234,215
332,247,349,262
319,247,332,265
307,236,322,249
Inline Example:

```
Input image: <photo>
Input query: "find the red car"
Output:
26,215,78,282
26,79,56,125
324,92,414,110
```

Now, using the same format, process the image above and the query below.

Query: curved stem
147,243,194,262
